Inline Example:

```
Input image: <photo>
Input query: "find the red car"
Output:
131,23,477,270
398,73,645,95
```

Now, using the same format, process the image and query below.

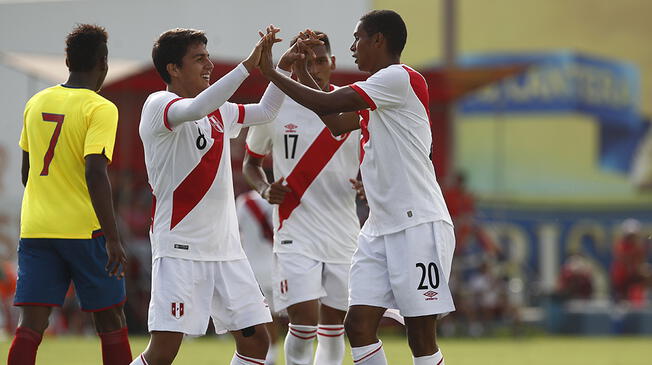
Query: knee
344,313,374,342
93,306,126,333
406,327,437,356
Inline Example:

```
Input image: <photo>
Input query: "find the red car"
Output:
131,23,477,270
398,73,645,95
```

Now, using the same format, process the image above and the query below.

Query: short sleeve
19,103,30,152
245,122,273,158
349,66,407,111
84,101,118,162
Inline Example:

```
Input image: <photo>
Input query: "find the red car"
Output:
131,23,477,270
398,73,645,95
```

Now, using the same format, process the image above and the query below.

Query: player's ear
65,57,70,70
167,63,180,79
330,55,336,71
372,32,384,49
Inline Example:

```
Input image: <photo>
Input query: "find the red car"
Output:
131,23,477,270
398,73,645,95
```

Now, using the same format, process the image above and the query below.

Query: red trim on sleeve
163,97,184,131
349,84,377,111
237,104,246,124
245,144,267,159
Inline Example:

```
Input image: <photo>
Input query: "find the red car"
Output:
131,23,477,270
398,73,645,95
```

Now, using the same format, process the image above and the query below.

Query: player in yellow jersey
8,24,132,365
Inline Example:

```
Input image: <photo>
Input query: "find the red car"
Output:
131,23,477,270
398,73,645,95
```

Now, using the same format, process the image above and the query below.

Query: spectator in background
610,219,650,306
556,253,594,300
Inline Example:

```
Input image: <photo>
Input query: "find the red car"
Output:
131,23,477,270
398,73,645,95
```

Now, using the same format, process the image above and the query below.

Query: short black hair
65,24,108,72
152,28,208,84
359,10,407,56
290,30,331,54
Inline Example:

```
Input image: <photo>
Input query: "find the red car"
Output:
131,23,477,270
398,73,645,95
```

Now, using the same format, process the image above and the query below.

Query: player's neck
64,72,100,91
369,55,401,75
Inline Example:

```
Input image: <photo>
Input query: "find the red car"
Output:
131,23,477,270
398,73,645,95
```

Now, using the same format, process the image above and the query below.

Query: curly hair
152,28,208,84
65,24,108,72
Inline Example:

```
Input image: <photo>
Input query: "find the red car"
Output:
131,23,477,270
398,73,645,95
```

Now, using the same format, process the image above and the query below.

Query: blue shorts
14,232,126,311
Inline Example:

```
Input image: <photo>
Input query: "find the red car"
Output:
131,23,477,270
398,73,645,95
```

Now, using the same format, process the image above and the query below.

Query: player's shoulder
144,90,179,110
25,85,62,107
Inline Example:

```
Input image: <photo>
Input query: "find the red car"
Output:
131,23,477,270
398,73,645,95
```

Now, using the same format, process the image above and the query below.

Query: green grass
1,334,651,364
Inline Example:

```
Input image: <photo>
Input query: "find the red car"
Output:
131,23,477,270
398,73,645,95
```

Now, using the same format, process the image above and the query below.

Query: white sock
266,342,280,365
313,324,345,365
232,352,267,365
351,340,387,364
413,350,444,365
284,324,317,365
129,354,148,365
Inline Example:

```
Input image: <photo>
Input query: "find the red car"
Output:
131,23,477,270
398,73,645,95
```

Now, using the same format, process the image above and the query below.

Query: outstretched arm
166,28,280,128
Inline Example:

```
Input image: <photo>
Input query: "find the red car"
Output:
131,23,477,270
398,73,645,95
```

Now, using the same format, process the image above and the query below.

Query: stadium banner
458,52,646,173
476,204,652,296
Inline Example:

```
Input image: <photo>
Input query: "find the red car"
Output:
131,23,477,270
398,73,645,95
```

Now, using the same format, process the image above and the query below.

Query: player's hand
349,178,366,202
105,238,127,279
256,25,282,75
244,25,281,73
262,176,292,204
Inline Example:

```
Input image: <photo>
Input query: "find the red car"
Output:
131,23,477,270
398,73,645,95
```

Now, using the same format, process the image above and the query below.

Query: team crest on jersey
171,302,185,318
208,114,224,133
284,123,298,133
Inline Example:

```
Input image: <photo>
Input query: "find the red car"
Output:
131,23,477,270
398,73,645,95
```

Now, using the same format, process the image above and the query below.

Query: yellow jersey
19,85,118,239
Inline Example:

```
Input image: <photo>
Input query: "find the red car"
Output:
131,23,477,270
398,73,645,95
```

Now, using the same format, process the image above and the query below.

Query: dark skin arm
259,36,367,135
242,153,291,204
85,153,127,278
21,151,29,187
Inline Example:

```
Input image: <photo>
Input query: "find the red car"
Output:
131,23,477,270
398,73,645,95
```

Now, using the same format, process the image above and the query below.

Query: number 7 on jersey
40,113,65,176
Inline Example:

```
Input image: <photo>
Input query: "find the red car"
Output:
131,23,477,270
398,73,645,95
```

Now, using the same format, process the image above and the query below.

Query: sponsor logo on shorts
423,290,438,301
280,279,289,294
171,302,185,318
281,240,293,245
174,244,189,250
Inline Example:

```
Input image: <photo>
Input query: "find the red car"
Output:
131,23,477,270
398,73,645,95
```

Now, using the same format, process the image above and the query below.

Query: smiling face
350,21,374,73
306,44,336,90
169,42,214,97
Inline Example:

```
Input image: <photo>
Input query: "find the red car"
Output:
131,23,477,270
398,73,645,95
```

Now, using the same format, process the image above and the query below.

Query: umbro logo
423,291,438,301
284,123,298,133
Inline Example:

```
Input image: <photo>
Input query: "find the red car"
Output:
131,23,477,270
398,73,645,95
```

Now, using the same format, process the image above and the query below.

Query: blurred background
0,0,651,344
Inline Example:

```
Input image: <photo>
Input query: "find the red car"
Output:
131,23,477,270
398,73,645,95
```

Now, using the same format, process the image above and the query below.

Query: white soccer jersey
140,90,250,261
235,190,274,282
246,91,360,263
349,64,452,237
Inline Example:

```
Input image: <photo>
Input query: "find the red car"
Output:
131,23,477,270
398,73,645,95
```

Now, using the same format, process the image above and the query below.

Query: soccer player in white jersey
256,11,455,365
235,189,281,365
243,32,360,365
130,27,300,365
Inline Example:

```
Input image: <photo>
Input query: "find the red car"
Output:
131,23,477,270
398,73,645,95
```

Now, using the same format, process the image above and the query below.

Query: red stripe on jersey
402,65,431,126
163,98,184,131
278,128,350,229
245,144,267,159
357,110,370,163
349,84,377,110
244,196,274,243
237,104,245,124
170,110,224,229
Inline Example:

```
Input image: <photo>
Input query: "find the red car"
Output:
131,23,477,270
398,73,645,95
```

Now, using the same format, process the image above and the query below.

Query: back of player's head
359,10,407,57
152,28,208,84
290,30,331,54
65,24,108,72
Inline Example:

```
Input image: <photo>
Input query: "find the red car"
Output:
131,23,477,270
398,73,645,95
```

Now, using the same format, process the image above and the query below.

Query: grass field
1,334,651,364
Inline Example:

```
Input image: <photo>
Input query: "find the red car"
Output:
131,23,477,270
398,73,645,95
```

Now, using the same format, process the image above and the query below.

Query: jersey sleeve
349,66,407,111
84,101,118,162
245,122,273,158
19,102,30,152
215,101,246,139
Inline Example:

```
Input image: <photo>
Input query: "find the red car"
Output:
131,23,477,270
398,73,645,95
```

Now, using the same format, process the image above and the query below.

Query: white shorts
148,257,272,336
349,220,456,318
272,253,349,312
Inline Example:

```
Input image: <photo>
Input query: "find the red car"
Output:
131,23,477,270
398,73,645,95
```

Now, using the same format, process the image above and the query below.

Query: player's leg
314,262,348,365
345,232,397,365
386,221,455,365
9,238,69,365
132,258,214,365
64,234,131,365
273,253,324,365
212,259,272,365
